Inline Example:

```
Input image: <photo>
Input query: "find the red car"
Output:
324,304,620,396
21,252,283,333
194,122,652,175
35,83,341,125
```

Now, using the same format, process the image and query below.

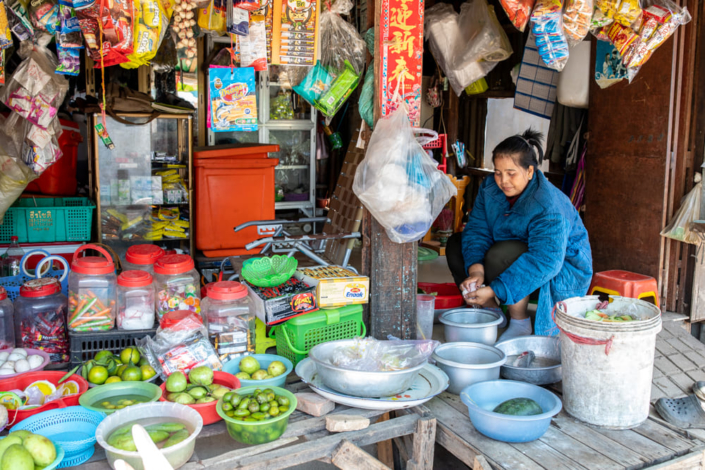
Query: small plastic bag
28,0,59,34
0,154,37,220
7,0,34,41
457,0,512,64
353,106,457,244
563,0,593,46
328,337,440,372
239,12,266,70
530,0,570,71
498,0,535,31
661,182,702,245
320,0,365,77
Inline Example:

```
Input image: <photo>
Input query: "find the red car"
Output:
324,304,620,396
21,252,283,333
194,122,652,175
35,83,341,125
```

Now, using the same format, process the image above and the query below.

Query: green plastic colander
241,255,299,287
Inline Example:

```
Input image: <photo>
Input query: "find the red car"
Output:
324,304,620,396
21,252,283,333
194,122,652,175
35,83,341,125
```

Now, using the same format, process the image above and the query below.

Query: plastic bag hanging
530,0,570,71
661,182,702,245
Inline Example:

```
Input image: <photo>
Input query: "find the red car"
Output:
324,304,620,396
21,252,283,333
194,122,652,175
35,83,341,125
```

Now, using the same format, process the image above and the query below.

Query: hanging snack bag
292,61,332,106
76,0,130,67
498,0,535,31
121,0,169,68
28,0,59,34
613,0,641,26
57,4,83,47
7,0,34,40
233,0,257,11
209,66,258,132
530,0,569,71
227,4,248,35
56,46,80,74
315,59,359,117
198,0,226,34
563,0,592,46
239,12,266,70
0,0,12,49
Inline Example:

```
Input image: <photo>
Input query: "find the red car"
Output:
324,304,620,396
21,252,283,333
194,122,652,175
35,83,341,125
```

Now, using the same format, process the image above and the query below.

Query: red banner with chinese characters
379,0,423,126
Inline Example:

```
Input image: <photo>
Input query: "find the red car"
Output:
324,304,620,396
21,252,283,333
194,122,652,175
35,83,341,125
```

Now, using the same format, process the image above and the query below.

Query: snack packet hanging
6,0,34,40
76,0,130,67
498,0,535,32
56,46,80,74
120,0,169,68
292,61,332,106
315,59,360,117
0,50,4,85
57,4,82,47
227,3,248,35
198,0,226,34
530,0,569,71
613,0,641,26
208,66,258,132
239,12,266,70
563,0,593,46
28,0,59,34
0,0,13,49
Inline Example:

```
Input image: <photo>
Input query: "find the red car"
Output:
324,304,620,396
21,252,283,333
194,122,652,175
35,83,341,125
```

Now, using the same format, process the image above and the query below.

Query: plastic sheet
328,337,440,372
353,106,456,244
660,182,701,245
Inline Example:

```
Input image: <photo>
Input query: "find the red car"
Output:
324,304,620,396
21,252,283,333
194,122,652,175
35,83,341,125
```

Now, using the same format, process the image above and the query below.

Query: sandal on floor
655,395,705,429
693,381,705,401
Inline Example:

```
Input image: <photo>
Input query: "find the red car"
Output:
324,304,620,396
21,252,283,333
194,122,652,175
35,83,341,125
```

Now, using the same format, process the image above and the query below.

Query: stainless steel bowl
439,309,503,344
308,340,426,398
494,335,562,385
431,342,506,395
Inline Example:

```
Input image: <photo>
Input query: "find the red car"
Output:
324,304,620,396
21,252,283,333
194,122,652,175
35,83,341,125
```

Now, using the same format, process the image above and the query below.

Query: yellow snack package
198,0,226,34
122,0,169,68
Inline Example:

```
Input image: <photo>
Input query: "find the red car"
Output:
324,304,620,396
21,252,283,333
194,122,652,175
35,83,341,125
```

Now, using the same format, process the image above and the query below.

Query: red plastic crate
418,282,465,309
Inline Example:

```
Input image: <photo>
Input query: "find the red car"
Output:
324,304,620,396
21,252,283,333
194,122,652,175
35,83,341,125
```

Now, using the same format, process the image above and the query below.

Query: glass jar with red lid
117,270,155,330
0,287,14,349
202,281,254,357
154,254,201,321
13,278,69,363
67,244,117,332
122,245,165,275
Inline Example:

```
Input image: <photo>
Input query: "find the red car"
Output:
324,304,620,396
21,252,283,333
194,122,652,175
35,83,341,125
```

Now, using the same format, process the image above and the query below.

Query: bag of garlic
171,0,198,58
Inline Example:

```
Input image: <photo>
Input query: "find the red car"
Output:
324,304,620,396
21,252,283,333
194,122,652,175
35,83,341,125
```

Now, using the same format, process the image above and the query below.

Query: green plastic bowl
241,256,298,287
216,386,297,445
79,381,162,415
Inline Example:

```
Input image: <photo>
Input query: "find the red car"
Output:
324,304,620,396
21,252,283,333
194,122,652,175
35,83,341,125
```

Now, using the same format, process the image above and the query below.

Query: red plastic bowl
0,371,89,424
418,282,466,309
159,371,240,425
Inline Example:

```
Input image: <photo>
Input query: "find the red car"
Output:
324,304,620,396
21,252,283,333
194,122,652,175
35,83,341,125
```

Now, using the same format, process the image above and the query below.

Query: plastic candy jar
68,244,117,332
154,254,201,321
0,287,15,349
123,245,165,275
117,270,156,330
13,278,69,363
202,281,254,357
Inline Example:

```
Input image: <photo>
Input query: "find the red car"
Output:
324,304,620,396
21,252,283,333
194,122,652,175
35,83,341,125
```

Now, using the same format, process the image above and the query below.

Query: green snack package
315,60,360,117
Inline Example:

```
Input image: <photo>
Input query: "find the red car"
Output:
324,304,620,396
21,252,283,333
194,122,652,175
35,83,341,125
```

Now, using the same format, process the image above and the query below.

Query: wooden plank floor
431,319,705,470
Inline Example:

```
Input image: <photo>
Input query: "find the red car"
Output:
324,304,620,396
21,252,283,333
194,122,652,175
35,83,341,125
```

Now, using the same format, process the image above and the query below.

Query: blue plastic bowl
11,406,105,467
222,354,293,388
460,380,562,443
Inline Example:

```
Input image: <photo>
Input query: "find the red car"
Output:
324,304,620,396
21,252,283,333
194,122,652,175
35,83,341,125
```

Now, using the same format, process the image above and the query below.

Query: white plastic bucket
554,296,661,429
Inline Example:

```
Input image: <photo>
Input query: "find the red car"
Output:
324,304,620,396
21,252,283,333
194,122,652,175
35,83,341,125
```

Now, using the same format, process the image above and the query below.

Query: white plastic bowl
95,402,203,470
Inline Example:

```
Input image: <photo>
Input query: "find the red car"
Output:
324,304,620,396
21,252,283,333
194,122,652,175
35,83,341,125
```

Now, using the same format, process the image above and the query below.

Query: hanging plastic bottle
2,237,25,277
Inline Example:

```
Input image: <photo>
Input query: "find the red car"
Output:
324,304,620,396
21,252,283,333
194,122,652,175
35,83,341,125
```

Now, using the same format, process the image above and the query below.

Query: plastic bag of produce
661,182,702,245
353,105,456,244
327,337,440,372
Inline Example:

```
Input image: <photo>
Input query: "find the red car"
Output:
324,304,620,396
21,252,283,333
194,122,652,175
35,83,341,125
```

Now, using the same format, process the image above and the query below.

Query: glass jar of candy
13,278,69,364
117,270,156,330
68,244,117,332
0,287,15,349
122,244,165,275
154,254,201,321
202,281,254,359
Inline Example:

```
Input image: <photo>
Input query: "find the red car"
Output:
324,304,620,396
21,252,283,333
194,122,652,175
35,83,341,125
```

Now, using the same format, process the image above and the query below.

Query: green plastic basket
270,305,366,365
241,255,298,287
0,197,95,243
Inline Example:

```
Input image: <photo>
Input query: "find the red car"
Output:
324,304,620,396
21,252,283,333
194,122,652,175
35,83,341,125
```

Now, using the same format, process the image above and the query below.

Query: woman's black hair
492,128,545,170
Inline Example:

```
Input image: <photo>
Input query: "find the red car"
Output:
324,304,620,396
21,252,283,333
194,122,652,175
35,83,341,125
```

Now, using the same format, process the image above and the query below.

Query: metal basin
439,309,503,344
432,343,506,394
495,335,562,385
308,340,426,398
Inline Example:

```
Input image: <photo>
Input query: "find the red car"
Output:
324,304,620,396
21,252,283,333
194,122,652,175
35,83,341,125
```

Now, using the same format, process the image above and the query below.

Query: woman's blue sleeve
462,183,494,275
490,212,569,305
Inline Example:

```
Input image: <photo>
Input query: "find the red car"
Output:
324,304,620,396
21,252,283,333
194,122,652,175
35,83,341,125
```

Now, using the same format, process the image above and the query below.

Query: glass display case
207,36,316,216
90,114,194,261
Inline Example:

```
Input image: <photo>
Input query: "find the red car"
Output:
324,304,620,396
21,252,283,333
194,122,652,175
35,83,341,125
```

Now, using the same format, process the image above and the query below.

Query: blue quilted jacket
461,171,593,335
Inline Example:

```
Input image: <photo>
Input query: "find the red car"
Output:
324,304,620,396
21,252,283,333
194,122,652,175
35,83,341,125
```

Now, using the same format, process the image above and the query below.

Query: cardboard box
245,283,319,325
294,266,370,308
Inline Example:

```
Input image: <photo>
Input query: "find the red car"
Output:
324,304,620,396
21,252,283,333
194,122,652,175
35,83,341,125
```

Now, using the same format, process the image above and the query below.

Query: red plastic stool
589,270,659,307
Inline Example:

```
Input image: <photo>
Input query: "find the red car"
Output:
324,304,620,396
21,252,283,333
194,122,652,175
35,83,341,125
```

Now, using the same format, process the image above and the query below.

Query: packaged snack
56,47,80,74
227,4,247,35
292,61,332,106
530,0,570,71
607,21,637,55
643,3,670,23
0,0,12,49
209,65,258,132
233,0,257,11
0,50,4,86
198,0,225,33
6,0,34,40
121,0,171,68
498,0,535,31
563,0,593,46
595,0,618,17
239,12,266,70
315,59,360,117
76,0,130,66
57,4,82,47
590,7,613,30
28,0,59,34
613,0,641,26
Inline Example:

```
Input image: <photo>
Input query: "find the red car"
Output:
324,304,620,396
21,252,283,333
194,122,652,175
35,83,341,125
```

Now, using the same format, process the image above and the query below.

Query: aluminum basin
439,309,503,344
495,335,562,385
432,342,506,394
308,340,426,398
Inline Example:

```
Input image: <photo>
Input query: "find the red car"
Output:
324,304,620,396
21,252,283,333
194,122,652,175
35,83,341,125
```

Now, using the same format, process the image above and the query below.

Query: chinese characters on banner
379,0,423,126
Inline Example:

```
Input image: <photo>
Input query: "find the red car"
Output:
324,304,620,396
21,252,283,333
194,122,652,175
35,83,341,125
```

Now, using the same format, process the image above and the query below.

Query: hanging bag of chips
530,0,569,71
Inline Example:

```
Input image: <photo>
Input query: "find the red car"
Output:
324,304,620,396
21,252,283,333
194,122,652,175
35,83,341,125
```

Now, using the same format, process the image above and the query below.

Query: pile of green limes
222,389,290,421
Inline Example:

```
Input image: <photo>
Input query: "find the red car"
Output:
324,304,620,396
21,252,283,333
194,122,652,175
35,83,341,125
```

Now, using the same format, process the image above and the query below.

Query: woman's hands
460,264,485,300
466,286,496,306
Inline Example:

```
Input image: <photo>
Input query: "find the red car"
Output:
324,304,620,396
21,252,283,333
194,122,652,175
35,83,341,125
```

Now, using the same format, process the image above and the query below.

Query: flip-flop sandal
693,381,705,401
655,395,705,429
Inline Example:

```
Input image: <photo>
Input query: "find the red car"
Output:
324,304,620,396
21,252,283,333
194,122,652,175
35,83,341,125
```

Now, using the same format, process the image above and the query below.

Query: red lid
0,287,6,301
126,245,165,266
154,254,195,275
20,278,61,298
118,270,153,287
10,236,18,242
160,310,203,329
207,281,247,300
71,244,115,275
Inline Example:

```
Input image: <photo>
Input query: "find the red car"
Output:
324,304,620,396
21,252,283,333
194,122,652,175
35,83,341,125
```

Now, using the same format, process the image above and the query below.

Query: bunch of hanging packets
530,0,570,72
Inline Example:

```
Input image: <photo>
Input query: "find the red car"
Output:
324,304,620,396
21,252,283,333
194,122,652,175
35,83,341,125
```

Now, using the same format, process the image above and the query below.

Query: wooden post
407,416,437,470
376,413,395,468
332,440,391,470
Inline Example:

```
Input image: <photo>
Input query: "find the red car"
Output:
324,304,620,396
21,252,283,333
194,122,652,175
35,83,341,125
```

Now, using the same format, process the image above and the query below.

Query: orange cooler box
194,144,279,257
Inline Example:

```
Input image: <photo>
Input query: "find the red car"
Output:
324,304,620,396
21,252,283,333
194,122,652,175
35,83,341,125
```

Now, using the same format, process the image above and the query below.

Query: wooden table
428,317,705,470
75,378,436,470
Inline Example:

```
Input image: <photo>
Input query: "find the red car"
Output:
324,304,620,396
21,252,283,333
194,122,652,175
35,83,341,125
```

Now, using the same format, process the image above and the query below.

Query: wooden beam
376,413,395,469
407,417,437,470
473,455,492,470
332,440,391,470
642,448,705,469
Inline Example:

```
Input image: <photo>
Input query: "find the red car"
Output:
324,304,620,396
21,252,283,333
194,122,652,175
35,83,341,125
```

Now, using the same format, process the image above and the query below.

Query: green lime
121,365,142,382
141,365,157,380
88,365,108,385
120,347,141,365
94,350,114,362
105,376,122,384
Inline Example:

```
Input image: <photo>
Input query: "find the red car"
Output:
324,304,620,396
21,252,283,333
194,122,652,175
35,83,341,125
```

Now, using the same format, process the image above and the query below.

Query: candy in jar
122,244,165,275
68,244,117,332
0,287,15,350
13,278,69,363
117,270,156,330
153,254,201,320
202,281,254,359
